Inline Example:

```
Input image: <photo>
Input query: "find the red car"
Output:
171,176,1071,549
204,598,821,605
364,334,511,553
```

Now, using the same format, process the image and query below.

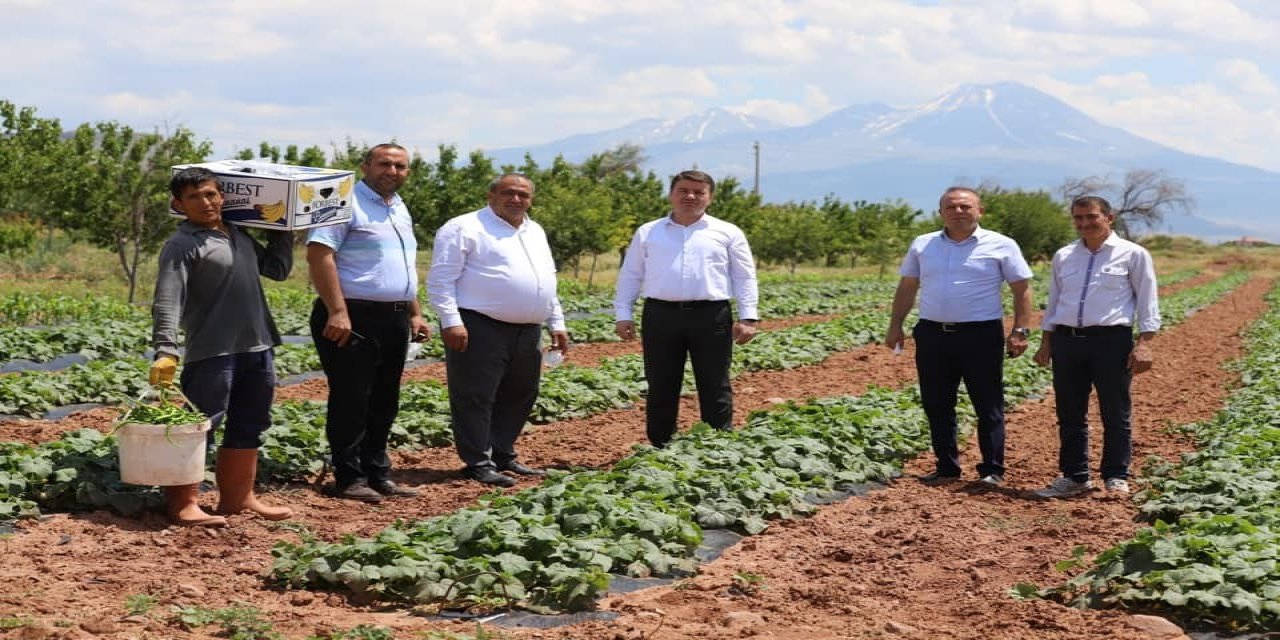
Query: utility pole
752,141,760,196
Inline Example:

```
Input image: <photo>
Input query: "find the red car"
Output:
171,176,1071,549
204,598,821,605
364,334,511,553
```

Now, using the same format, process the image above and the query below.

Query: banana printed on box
169,160,356,230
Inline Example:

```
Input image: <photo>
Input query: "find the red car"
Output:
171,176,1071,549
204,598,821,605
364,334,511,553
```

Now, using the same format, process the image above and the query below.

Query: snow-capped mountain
490,82,1280,241
493,108,780,163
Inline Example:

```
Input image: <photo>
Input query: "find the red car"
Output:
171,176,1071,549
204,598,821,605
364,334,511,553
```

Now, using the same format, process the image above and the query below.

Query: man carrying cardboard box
151,167,295,527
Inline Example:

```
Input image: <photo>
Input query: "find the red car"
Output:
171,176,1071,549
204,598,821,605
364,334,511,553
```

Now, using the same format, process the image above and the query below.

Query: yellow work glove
149,355,178,387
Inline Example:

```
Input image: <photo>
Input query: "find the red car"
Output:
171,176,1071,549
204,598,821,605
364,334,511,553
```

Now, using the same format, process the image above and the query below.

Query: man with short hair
614,169,760,448
428,173,569,487
1033,196,1160,498
886,187,1033,487
151,167,294,527
307,143,431,502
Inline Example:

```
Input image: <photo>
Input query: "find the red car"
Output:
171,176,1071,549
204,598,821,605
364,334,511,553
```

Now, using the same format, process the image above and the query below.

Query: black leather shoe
465,467,516,487
329,479,383,503
497,461,546,476
917,471,961,486
371,480,419,497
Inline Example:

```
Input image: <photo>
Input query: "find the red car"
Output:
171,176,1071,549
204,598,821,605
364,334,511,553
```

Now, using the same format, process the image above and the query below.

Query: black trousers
180,350,275,451
640,299,734,447
1050,325,1134,482
444,309,542,470
310,298,410,487
912,319,1006,477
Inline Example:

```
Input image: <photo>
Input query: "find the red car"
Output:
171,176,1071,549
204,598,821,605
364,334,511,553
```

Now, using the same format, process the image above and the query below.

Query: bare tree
580,143,648,179
1061,169,1193,238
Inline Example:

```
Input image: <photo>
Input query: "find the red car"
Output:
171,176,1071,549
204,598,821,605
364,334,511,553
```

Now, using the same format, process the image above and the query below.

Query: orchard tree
751,203,829,275
292,145,328,168
0,101,64,225
400,144,495,240
531,173,617,280
707,175,762,236
327,138,367,172
1061,170,1192,237
235,141,327,167
818,196,857,267
575,147,666,287
978,188,1074,262
56,122,211,302
852,200,922,277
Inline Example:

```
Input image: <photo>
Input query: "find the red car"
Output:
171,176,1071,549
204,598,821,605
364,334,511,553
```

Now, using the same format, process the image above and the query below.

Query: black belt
1055,324,1131,338
917,318,1002,333
345,298,411,312
460,308,540,329
644,298,728,309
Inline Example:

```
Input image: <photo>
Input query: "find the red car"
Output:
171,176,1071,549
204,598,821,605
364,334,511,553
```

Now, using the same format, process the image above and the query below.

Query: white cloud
728,85,835,126
1214,59,1280,100
1036,72,1280,171
99,92,196,120
1156,0,1275,46
1011,0,1152,30
609,66,721,101
0,36,82,77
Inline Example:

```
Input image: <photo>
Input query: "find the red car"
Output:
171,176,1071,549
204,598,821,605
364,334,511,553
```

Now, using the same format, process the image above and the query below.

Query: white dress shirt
1041,232,1161,333
427,206,566,330
613,213,759,322
900,227,1033,323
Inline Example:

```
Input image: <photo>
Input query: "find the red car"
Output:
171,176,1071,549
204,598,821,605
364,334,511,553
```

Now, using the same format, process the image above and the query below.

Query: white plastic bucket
116,420,211,486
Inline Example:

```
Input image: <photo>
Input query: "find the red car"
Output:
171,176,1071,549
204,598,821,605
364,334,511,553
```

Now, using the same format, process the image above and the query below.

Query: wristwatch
1010,327,1031,338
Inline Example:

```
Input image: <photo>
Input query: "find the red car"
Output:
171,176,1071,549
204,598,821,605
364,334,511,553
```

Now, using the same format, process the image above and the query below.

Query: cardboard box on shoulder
170,160,356,230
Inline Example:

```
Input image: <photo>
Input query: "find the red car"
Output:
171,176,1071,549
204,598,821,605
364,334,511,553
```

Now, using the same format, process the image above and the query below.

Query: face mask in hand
542,348,564,368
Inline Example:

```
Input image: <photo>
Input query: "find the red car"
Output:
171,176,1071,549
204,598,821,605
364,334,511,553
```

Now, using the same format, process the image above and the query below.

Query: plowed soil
0,276,1268,640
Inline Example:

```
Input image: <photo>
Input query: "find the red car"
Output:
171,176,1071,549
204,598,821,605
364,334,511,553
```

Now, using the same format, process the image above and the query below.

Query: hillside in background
488,82,1280,242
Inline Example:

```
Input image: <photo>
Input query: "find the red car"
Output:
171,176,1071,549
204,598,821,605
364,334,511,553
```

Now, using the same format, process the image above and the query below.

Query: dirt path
0,277,1264,639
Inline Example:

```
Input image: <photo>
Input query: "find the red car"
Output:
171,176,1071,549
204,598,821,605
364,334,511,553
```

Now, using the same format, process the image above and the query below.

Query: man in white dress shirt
428,173,570,487
1033,196,1160,498
886,187,1034,487
614,170,760,447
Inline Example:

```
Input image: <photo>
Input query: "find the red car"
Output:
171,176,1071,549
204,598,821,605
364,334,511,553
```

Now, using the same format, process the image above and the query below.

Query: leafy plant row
0,343,324,418
1157,267,1205,289
1157,270,1248,324
269,388,938,612
0,360,151,417
0,428,161,519
1043,284,1280,631
0,318,150,363
0,291,142,326
551,276,897,319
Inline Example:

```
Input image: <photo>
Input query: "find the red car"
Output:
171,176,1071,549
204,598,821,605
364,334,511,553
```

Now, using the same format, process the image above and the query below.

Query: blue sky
3,0,1279,171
